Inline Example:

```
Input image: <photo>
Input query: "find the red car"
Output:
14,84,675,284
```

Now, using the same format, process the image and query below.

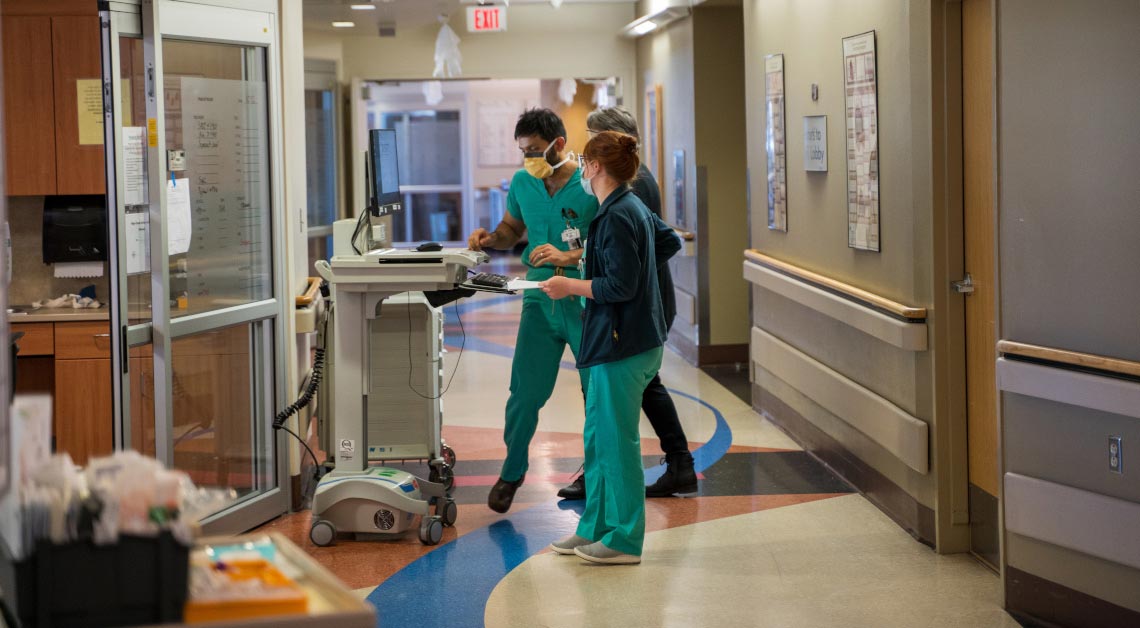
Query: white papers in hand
506,279,543,291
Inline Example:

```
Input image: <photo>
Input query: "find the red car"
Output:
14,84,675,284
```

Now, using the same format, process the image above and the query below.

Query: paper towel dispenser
42,196,107,264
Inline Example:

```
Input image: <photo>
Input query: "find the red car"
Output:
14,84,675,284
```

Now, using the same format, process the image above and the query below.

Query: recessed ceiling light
332,21,356,28
350,3,376,9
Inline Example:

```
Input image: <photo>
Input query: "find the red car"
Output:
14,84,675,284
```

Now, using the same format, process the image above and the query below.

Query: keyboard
470,272,510,289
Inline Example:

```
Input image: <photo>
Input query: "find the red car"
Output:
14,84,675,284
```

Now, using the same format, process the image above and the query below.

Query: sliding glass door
101,0,288,533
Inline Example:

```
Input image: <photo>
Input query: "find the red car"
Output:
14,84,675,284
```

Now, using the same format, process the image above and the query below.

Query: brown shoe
488,475,525,513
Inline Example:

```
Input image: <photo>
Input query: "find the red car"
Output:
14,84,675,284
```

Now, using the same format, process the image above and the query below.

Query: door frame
101,0,290,534
929,0,1003,560
930,0,971,554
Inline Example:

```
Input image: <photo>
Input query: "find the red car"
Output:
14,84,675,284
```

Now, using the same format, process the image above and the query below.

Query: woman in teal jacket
540,131,670,565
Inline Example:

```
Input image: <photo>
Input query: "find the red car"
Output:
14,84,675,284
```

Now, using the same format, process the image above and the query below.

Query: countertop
7,306,110,323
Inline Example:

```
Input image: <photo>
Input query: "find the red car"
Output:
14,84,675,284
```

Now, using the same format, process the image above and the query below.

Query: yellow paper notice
77,78,103,145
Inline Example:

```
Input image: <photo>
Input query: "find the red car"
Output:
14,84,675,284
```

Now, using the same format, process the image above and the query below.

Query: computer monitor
368,129,403,217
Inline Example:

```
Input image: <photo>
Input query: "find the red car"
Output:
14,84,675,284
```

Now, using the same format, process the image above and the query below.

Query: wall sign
842,31,880,252
764,54,787,232
803,115,827,172
467,6,507,32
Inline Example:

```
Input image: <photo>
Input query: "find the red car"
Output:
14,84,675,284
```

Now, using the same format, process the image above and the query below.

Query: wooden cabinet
52,321,114,466
2,17,57,195
54,357,113,466
51,15,105,195
1,2,104,195
9,320,114,466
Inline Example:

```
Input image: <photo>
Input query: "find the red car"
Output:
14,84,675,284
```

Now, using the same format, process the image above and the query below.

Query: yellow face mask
523,140,570,180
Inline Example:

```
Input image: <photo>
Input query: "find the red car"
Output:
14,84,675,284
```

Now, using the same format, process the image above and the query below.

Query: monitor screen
368,129,402,216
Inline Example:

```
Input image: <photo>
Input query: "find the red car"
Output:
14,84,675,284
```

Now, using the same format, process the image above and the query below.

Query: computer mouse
416,241,443,252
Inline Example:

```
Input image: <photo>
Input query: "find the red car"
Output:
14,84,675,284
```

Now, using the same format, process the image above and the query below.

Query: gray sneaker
550,534,592,555
573,541,641,565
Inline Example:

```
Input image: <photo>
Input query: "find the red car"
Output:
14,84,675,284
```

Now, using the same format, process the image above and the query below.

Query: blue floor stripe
369,298,734,626
368,330,734,627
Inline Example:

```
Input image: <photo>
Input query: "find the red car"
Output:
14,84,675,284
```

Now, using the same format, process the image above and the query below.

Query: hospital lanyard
560,208,582,250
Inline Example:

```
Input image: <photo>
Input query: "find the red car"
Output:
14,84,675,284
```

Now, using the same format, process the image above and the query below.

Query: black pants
642,373,689,455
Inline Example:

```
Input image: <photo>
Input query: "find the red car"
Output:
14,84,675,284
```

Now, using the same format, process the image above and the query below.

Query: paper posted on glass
125,178,191,274
166,178,192,255
123,127,148,206
506,279,543,291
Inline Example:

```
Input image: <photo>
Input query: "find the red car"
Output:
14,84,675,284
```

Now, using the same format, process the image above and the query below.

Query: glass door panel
162,40,273,317
103,0,288,533
171,323,271,499
128,343,156,457
305,87,336,271
119,34,152,327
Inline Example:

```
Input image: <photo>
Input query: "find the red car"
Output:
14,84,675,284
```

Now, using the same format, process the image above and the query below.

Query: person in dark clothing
539,131,670,564
556,107,697,500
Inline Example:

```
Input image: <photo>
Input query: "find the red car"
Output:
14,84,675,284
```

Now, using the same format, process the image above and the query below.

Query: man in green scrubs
466,108,598,513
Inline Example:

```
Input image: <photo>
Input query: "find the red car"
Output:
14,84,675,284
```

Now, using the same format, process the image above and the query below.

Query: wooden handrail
998,340,1140,379
744,249,927,321
296,277,321,307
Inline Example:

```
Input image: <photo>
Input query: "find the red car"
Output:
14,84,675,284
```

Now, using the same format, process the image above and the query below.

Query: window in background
304,60,339,267
379,110,463,243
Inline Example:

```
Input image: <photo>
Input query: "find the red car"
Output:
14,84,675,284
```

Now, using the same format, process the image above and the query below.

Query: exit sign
467,5,507,32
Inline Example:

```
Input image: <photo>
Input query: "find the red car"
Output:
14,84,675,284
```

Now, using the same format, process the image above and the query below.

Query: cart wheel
310,519,337,547
442,445,457,469
438,498,458,527
418,516,443,546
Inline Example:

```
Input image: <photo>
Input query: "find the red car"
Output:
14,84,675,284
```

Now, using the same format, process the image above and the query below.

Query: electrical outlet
1109,436,1123,474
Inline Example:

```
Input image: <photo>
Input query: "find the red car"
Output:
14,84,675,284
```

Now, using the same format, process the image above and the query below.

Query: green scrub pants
500,272,589,482
576,346,664,556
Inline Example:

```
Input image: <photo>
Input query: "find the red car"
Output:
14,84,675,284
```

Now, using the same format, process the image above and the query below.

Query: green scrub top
506,167,599,272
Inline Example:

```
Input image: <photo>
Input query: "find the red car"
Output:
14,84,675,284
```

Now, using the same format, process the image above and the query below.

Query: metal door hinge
951,273,975,295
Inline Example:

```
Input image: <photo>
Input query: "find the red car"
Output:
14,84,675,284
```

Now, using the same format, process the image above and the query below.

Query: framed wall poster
644,84,664,191
842,31,880,252
764,54,787,232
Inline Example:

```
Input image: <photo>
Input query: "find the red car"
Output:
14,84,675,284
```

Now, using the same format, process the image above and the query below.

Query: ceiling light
621,6,690,38
350,3,376,9
631,21,657,36
332,21,356,28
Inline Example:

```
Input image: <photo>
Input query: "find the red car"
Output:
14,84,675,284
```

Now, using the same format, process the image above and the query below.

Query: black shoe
488,475,525,513
557,473,586,500
645,452,698,498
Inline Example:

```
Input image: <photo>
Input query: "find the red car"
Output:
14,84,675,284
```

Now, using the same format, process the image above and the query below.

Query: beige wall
744,0,948,542
326,5,636,99
636,17,699,347
636,2,750,356
692,7,748,347
746,0,933,305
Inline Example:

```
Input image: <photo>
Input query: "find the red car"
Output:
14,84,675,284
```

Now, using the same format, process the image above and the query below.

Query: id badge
561,227,583,250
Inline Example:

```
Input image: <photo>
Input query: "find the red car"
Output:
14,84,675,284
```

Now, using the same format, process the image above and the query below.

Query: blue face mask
579,160,595,197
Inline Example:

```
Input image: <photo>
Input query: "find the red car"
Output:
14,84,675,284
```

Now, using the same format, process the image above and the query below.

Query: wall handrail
997,340,1140,380
744,250,927,321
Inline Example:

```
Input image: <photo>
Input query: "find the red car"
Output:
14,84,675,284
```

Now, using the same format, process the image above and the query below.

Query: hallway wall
996,0,1140,622
743,0,946,546
637,1,750,365
306,4,636,98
